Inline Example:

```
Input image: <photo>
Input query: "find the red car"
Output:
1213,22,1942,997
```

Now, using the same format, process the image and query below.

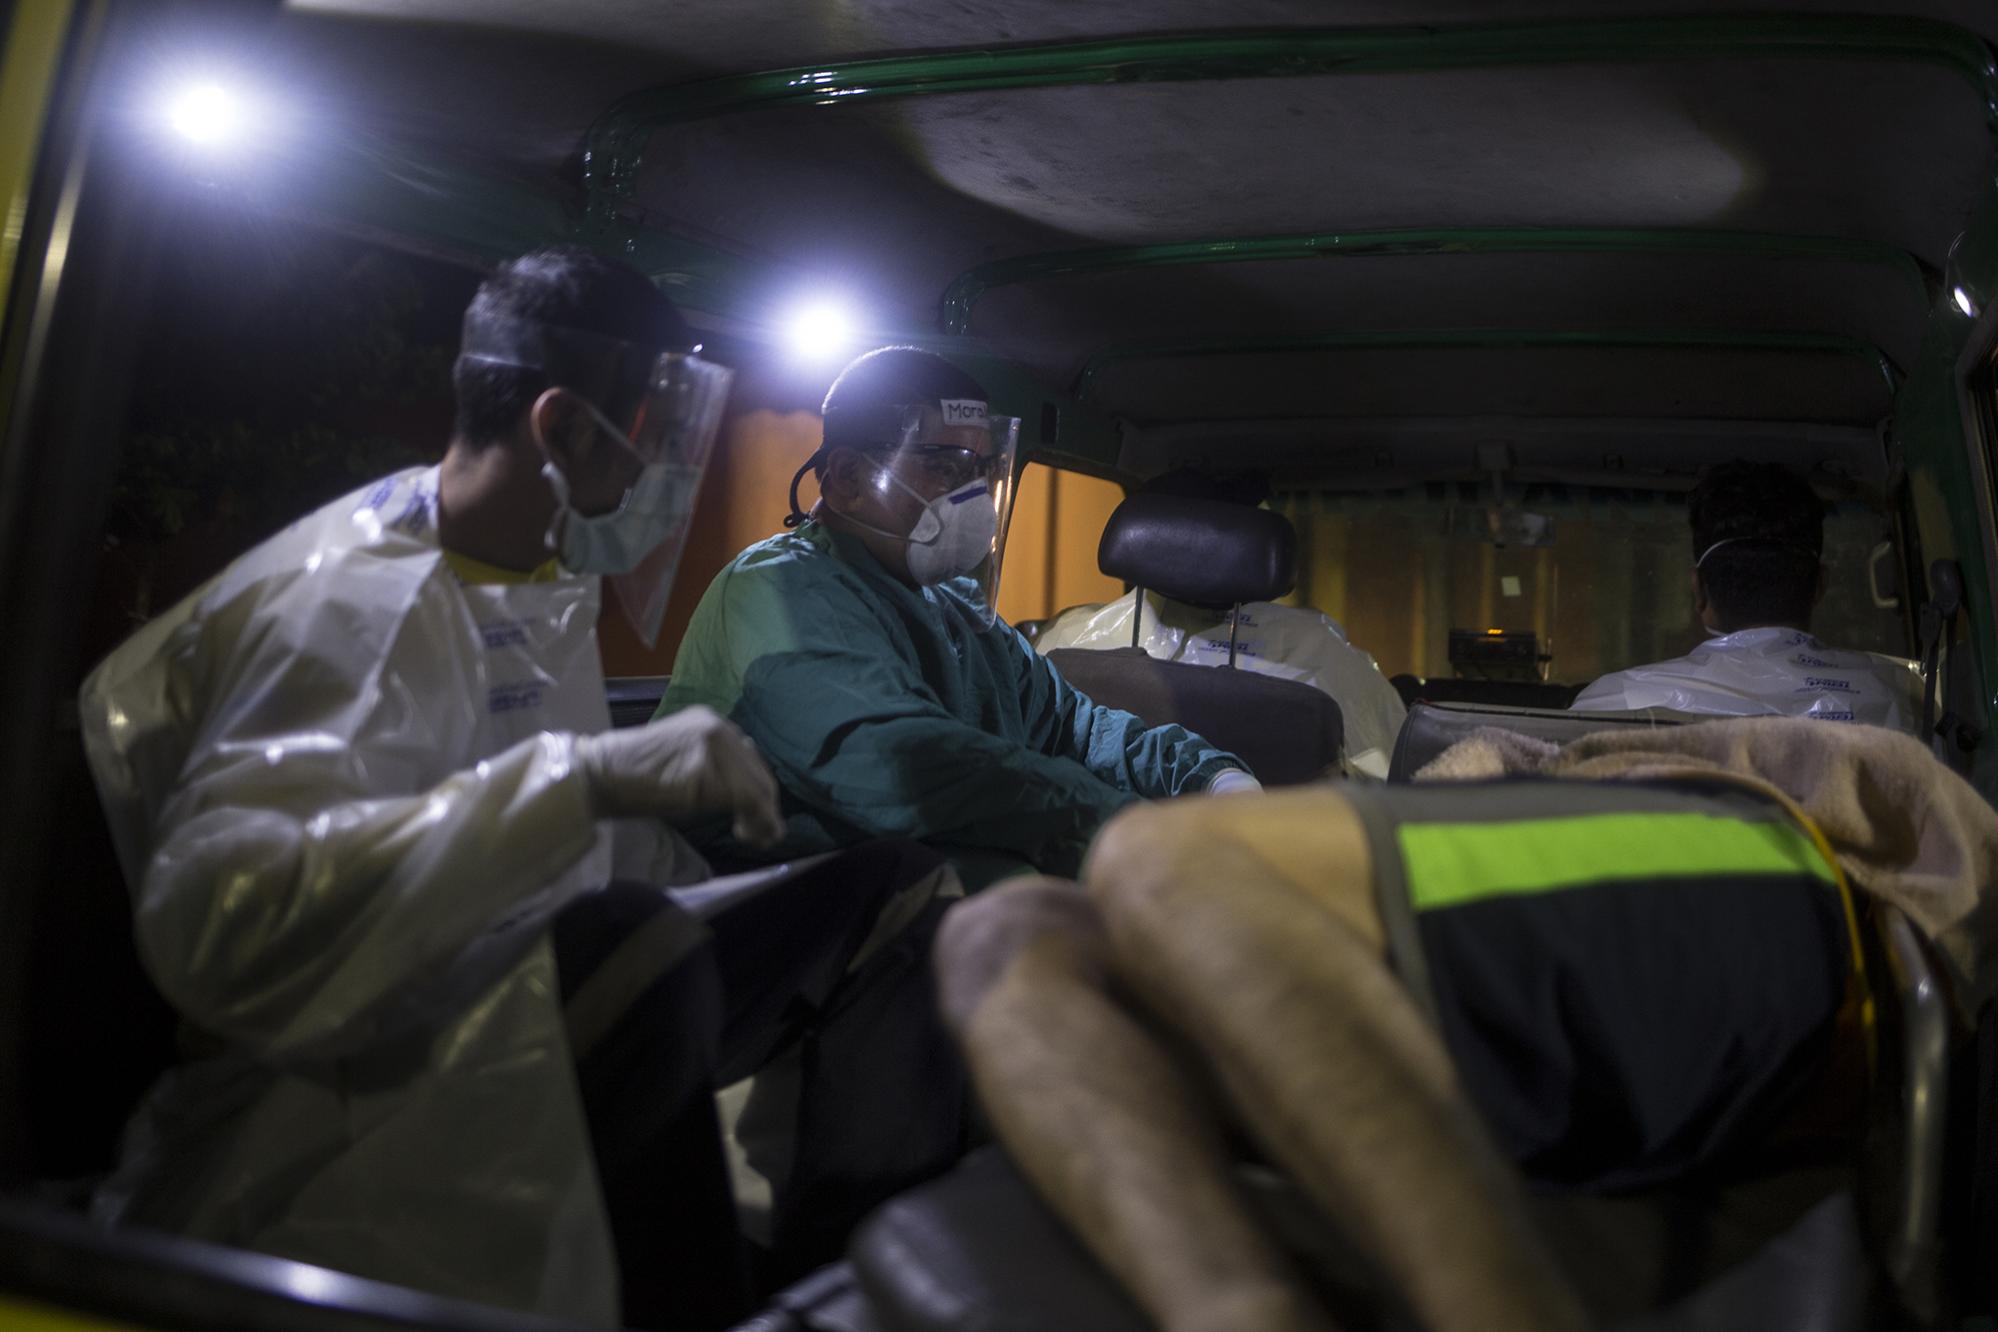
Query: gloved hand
574,705,786,847
1207,768,1263,796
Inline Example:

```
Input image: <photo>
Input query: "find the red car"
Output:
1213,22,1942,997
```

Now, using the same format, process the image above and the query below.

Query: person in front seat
660,347,1257,887
1034,468,1408,777
1571,460,1921,730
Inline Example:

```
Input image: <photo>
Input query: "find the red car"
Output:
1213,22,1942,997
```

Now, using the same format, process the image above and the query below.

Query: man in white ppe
1571,461,1921,731
1035,469,1408,778
79,249,937,1329
662,348,1258,890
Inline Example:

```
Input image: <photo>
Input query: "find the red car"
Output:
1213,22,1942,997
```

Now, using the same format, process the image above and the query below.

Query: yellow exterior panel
0,0,81,318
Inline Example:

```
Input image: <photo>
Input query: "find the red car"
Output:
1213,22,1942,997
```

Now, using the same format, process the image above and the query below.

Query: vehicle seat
607,675,670,729
1386,701,1703,781
841,902,1969,1332
1043,493,1343,785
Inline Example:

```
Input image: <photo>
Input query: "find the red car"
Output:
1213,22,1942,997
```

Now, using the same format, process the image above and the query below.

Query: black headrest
1097,493,1296,607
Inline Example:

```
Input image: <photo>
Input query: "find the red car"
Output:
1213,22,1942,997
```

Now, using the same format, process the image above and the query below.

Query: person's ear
527,388,596,473
1691,566,1715,626
821,448,867,510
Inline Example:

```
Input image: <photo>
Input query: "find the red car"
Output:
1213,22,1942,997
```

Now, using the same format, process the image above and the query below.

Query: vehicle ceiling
274,0,1998,495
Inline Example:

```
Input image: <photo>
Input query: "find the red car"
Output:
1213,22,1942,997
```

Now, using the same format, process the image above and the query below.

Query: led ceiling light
164,81,249,146
783,296,859,363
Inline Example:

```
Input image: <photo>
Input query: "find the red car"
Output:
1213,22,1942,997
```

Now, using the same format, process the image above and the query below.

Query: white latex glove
1207,768,1263,796
574,705,786,847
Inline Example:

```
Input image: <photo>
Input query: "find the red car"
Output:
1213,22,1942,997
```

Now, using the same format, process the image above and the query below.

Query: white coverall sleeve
84,560,601,1062
1568,671,1638,711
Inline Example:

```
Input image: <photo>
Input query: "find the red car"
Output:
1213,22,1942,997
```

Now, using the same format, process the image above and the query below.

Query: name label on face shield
940,398,989,426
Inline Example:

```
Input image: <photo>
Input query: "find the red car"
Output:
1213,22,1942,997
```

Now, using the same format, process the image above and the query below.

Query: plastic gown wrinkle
146,733,593,1056
131,562,594,1056
665,522,1236,878
82,468,622,1325
1572,627,1923,734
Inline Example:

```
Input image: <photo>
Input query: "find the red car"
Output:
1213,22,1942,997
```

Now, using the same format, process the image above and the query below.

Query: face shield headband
786,397,1007,523
457,314,732,468
458,313,734,647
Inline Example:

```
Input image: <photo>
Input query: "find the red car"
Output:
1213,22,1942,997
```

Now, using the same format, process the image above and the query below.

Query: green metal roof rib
939,228,1937,335
264,135,776,319
1072,329,1906,402
582,16,1998,216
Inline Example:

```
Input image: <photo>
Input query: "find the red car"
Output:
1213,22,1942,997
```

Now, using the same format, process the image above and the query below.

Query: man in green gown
661,347,1255,884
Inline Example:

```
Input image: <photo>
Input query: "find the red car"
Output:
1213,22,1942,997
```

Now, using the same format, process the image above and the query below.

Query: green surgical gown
660,521,1239,880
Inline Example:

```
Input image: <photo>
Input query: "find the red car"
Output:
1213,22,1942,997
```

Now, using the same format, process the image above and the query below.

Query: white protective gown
1036,592,1408,778
79,466,678,1325
1570,626,1924,734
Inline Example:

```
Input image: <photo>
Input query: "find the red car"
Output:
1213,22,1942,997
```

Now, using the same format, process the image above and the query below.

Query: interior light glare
164,81,247,146
1953,285,1979,319
783,298,857,362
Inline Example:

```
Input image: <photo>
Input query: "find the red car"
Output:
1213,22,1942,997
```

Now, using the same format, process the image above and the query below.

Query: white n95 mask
462,315,731,645
542,400,701,575
883,474,999,585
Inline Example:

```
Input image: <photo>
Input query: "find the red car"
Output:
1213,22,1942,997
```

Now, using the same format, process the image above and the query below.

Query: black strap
783,453,822,528
1920,560,1964,763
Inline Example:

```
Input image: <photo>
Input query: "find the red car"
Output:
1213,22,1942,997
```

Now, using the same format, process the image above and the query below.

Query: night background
79,211,480,680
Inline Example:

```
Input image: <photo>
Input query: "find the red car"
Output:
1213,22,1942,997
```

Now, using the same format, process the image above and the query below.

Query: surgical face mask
868,468,998,585
541,401,700,575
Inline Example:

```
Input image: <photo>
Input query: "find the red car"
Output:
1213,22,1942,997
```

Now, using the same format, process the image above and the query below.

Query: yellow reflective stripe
1398,811,1837,913
0,0,81,318
0,1294,147,1332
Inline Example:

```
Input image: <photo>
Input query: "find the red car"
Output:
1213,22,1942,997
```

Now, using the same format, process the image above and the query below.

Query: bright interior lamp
783,298,857,362
164,81,248,146
1954,285,1980,319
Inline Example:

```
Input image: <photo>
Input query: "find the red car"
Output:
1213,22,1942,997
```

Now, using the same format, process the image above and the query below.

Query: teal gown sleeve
1004,620,1239,802
664,543,1236,877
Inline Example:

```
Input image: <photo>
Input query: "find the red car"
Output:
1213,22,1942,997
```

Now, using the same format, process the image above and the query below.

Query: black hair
452,246,694,447
786,346,988,526
1688,461,1825,630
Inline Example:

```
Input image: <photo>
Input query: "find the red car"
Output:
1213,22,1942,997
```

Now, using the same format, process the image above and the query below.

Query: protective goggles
852,402,1008,480
862,402,1020,621
864,442,1002,491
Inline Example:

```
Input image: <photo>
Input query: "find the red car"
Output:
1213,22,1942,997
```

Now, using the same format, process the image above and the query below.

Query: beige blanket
1416,717,1998,1007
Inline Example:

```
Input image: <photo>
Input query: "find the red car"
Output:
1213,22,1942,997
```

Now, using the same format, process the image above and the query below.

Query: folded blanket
1416,716,1998,1007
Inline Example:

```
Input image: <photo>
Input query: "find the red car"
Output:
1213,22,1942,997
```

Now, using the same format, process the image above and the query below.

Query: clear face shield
856,400,1020,622
458,317,733,646
599,352,732,646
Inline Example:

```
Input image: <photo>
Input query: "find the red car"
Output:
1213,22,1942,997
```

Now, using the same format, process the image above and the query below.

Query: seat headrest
1097,493,1296,607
